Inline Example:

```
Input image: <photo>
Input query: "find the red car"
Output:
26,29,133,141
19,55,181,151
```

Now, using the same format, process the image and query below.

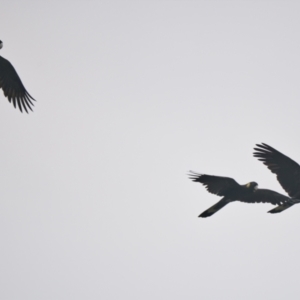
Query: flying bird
0,40,35,113
188,171,292,217
254,143,300,213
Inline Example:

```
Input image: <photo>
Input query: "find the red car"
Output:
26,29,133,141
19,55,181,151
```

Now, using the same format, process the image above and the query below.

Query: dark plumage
188,171,291,217
254,143,300,213
0,40,35,113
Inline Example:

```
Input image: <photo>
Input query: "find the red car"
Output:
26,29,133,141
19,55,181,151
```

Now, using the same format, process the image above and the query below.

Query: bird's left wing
241,188,291,205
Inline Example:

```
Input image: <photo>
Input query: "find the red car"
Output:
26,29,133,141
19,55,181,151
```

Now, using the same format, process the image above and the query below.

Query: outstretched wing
188,171,240,196
241,188,291,205
253,143,300,198
0,56,35,113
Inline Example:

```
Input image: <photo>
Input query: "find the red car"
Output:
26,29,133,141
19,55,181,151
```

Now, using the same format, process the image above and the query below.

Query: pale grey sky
1,1,300,299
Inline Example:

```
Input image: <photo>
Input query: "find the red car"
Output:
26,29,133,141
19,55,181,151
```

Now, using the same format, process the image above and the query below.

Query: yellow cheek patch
246,182,251,188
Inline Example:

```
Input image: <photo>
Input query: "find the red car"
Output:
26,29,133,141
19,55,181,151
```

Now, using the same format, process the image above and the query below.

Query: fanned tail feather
268,203,295,214
199,198,229,218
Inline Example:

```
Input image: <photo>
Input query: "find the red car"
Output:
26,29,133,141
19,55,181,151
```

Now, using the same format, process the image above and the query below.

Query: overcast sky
1,1,300,299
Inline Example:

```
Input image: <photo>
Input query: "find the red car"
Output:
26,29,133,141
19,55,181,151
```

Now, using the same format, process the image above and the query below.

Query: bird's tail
199,198,229,218
268,202,295,214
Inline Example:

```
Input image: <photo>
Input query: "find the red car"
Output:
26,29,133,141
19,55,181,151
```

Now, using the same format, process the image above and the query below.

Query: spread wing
253,143,300,198
241,188,291,205
188,171,240,196
0,56,35,113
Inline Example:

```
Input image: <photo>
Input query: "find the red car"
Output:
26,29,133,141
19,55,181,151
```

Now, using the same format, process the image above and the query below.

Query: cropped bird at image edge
254,143,300,213
0,40,36,113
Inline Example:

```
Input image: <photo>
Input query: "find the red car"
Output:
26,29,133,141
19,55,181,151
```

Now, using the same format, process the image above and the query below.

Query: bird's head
0,41,2,49
246,181,258,191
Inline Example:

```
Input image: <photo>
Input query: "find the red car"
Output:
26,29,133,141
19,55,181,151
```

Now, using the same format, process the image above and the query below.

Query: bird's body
0,40,35,112
188,172,291,217
254,143,300,213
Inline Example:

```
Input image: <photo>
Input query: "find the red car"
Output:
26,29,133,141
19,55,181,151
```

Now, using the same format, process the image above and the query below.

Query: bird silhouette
188,171,292,217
